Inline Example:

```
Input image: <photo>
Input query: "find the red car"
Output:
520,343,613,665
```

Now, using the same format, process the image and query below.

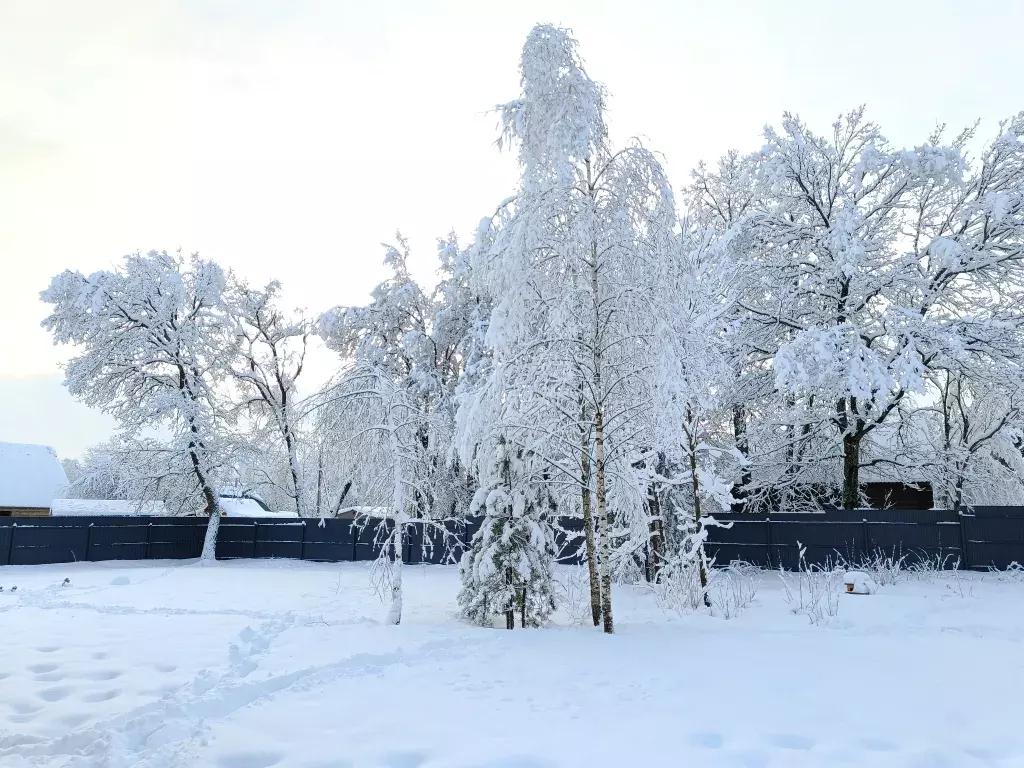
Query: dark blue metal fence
2,507,1024,570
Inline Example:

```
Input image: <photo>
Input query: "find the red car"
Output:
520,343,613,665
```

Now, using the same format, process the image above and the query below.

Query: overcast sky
2,0,1022,458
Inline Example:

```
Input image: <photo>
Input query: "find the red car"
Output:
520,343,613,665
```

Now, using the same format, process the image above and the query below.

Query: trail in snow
0,560,1021,768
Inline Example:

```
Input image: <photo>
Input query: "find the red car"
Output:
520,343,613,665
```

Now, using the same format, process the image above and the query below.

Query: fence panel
255,521,305,560
0,524,10,566
216,520,258,559
87,522,150,561
147,519,207,560
302,519,356,562
707,509,971,570
551,517,585,565
4,507,1024,569
961,508,1024,569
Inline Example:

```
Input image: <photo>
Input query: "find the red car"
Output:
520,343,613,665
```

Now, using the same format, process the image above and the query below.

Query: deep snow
0,560,1021,767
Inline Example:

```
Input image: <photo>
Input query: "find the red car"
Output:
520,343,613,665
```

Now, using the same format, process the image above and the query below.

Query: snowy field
0,560,1022,768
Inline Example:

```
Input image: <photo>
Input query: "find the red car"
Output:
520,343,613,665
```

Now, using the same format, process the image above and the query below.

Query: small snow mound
110,576,131,586
844,571,878,595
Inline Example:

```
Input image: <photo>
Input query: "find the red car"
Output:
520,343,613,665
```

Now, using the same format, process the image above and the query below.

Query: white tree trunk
588,206,613,635
594,404,613,634
385,395,407,626
199,510,221,564
385,520,404,625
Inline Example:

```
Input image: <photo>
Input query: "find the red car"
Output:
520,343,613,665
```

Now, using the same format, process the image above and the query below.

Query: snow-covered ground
0,560,1021,768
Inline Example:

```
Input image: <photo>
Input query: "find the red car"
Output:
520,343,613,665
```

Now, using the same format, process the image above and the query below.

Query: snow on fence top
0,442,69,509
50,499,168,516
218,496,298,518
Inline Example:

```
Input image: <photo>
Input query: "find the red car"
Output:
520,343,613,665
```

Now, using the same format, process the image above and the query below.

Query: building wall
0,507,50,517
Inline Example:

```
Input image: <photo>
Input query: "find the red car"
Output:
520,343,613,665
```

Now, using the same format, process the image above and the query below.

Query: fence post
252,521,259,559
6,523,15,566
958,510,971,570
300,520,307,560
85,523,94,562
862,516,870,561
145,522,153,559
765,517,773,569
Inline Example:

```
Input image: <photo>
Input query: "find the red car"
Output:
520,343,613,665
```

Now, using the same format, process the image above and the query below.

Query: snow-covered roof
0,443,69,508
50,499,168,516
219,486,267,503
218,497,298,518
338,506,388,518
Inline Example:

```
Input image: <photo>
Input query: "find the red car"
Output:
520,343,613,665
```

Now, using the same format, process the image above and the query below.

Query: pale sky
2,0,1021,458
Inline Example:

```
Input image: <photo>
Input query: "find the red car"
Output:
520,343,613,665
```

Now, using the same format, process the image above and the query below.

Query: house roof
0,442,69,508
50,499,168,516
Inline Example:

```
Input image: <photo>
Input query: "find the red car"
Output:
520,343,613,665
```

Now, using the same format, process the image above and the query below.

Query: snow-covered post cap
843,570,877,595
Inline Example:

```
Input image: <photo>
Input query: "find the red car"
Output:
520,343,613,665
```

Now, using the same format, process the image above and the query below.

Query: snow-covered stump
844,570,878,595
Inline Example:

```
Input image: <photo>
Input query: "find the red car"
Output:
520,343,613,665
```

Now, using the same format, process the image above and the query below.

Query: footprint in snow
765,733,815,750
37,685,73,702
82,689,121,703
380,751,429,768
85,669,122,681
688,732,725,749
58,712,90,728
216,751,284,768
859,737,898,752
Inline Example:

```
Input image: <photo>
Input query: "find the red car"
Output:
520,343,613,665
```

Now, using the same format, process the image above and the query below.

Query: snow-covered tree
459,24,684,633
459,436,557,629
227,278,312,516
41,250,233,560
318,235,475,623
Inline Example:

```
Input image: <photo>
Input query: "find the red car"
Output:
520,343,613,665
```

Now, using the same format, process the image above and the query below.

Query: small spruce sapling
459,438,557,629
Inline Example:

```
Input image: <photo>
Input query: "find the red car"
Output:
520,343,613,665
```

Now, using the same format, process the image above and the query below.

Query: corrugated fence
1,507,1023,570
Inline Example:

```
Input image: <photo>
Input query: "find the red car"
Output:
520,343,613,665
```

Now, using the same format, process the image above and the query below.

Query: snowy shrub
780,547,843,626
711,562,761,620
944,568,975,599
556,564,592,626
650,556,760,620
987,562,1024,584
649,556,709,616
905,553,960,583
614,552,649,587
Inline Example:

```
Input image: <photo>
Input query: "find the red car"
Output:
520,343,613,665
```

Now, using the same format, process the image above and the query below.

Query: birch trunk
587,158,613,634
594,404,613,633
385,399,406,625
686,410,711,608
385,517,404,625
580,421,601,626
